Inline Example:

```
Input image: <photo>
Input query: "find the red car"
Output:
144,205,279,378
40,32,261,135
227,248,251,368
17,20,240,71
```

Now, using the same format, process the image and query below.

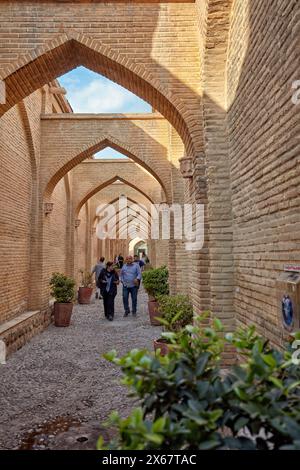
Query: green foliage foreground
98,318,300,450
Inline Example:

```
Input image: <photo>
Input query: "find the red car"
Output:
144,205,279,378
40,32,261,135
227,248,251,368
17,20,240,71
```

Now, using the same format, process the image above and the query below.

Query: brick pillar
85,201,91,271
65,176,74,278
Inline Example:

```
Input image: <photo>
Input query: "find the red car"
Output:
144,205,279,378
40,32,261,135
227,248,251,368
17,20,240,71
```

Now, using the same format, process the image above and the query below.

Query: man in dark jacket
98,262,119,321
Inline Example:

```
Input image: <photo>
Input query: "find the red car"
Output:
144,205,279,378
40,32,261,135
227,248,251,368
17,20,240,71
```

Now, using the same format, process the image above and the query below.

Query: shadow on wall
212,0,300,345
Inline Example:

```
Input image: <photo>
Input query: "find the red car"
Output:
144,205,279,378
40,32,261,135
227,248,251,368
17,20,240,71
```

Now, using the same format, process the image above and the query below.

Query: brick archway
91,195,152,227
105,208,150,238
79,193,153,275
0,33,198,156
76,175,156,217
44,133,170,203
91,196,152,243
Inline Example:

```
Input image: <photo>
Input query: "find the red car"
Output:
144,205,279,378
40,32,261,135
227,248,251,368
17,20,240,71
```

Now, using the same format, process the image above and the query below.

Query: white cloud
61,76,149,114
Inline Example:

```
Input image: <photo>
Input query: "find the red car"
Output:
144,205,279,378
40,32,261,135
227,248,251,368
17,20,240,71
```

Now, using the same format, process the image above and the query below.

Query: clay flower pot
153,338,169,356
148,299,161,326
54,302,73,327
78,287,93,304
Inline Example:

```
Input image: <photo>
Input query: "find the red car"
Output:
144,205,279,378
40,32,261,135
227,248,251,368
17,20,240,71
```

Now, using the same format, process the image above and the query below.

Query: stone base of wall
0,306,54,357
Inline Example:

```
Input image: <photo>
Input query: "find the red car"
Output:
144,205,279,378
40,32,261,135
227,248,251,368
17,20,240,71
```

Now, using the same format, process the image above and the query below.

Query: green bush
50,272,76,303
98,321,300,450
142,266,169,299
79,269,93,288
157,294,193,333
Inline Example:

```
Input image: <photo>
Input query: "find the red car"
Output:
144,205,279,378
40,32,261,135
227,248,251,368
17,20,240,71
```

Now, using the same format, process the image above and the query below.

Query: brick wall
0,105,32,322
47,177,69,280
227,0,300,346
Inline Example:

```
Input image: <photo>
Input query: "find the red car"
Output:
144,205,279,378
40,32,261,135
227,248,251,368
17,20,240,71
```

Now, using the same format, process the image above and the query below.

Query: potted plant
78,269,94,304
142,266,169,325
50,272,76,327
153,294,193,355
100,323,300,450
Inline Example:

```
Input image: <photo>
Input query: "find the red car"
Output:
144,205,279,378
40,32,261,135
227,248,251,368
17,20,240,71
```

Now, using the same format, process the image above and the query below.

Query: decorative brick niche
179,157,193,178
44,202,54,215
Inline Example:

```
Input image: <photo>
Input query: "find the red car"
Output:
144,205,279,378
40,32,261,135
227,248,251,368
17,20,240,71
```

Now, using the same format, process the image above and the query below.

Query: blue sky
58,67,151,159
58,66,151,114
92,147,129,160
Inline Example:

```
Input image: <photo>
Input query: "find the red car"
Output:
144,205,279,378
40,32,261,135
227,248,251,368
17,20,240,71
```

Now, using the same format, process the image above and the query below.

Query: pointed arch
92,196,152,237
0,33,198,155
76,175,155,217
44,134,169,203
104,209,151,240
92,195,152,226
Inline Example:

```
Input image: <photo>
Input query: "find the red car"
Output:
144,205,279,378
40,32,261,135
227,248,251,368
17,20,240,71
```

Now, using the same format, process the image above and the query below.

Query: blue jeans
122,286,138,314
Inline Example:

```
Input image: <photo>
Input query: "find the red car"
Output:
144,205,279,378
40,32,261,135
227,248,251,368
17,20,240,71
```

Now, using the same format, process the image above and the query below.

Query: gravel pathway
0,286,159,450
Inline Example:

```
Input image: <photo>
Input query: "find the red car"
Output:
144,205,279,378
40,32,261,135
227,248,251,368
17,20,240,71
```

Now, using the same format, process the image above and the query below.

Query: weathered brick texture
226,0,300,347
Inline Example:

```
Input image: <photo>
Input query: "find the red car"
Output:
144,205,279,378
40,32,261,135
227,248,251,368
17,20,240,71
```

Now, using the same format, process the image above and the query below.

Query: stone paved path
0,286,159,450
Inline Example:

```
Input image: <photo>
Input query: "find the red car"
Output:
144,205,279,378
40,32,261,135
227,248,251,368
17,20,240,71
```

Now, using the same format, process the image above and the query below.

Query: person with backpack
134,254,145,276
98,261,119,321
117,253,124,269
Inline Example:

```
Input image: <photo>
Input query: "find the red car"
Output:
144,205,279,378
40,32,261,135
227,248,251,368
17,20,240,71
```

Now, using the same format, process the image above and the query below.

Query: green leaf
103,350,117,361
152,417,166,433
197,381,210,398
198,439,220,450
234,386,248,401
234,417,249,432
196,352,210,376
262,354,277,368
213,318,223,331
144,433,164,445
269,376,283,389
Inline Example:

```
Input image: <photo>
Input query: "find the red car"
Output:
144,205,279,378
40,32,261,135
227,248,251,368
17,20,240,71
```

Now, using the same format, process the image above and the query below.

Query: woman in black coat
98,261,119,321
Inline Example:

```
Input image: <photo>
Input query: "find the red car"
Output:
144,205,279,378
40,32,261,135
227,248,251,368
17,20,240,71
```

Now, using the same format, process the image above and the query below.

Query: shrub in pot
99,322,300,450
78,269,93,304
154,294,193,355
142,266,169,325
50,272,76,327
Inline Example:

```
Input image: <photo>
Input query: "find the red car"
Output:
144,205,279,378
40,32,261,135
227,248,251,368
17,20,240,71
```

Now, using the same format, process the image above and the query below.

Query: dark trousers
102,291,116,318
122,286,138,314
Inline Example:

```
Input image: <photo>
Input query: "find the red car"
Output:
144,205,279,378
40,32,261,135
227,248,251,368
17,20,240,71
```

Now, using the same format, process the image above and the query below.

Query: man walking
134,254,145,272
117,253,124,269
120,255,141,317
92,257,105,299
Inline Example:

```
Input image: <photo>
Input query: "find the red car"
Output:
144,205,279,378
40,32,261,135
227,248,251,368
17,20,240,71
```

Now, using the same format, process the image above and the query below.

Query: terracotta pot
148,300,161,326
153,338,169,356
148,294,155,302
78,287,93,304
54,302,73,327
